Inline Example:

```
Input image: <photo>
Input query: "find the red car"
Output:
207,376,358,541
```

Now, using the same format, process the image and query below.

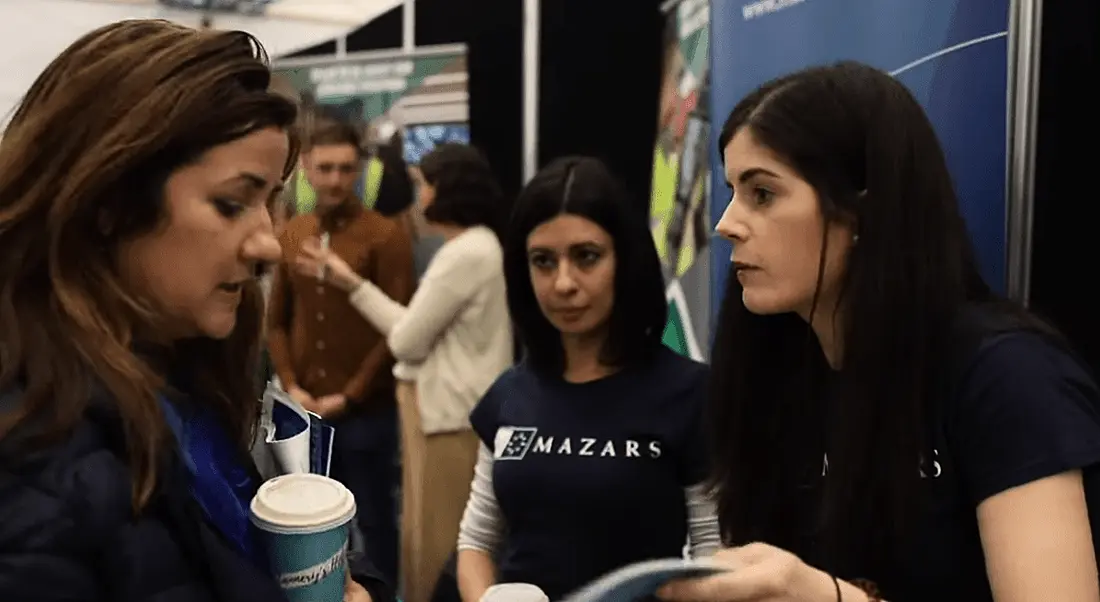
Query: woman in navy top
660,62,1100,601
456,157,720,601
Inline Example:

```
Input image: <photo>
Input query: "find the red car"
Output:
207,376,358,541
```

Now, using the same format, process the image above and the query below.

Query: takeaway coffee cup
250,473,357,602
480,583,550,602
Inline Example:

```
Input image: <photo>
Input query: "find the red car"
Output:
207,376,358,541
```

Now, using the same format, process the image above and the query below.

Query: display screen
403,123,471,165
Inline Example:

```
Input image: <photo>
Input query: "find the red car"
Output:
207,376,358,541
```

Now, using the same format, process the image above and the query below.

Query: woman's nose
553,263,579,294
715,195,748,243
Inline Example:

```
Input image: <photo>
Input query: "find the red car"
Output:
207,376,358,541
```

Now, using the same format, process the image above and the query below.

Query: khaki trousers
396,381,479,602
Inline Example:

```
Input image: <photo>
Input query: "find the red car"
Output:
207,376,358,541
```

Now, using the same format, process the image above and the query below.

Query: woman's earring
852,234,860,244
98,210,114,239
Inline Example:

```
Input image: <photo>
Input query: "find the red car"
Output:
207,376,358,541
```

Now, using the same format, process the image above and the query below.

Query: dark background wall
536,0,664,213
1029,0,1100,372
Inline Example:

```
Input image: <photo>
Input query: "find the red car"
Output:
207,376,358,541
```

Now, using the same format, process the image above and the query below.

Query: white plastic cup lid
481,583,549,602
250,473,356,534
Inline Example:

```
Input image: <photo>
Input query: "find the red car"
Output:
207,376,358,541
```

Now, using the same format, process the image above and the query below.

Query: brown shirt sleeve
266,234,298,391
342,221,415,401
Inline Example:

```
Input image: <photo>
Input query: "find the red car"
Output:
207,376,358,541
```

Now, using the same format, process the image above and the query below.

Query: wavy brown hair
0,20,298,509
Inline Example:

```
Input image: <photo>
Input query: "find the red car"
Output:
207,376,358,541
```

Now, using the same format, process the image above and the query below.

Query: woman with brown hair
0,20,391,602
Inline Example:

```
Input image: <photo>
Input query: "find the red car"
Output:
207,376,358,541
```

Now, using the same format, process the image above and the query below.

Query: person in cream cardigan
296,143,513,602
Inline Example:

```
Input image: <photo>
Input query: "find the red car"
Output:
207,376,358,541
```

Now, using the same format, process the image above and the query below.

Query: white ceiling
0,0,404,124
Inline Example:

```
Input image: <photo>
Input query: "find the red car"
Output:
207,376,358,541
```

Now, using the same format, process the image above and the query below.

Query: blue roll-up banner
708,0,1010,321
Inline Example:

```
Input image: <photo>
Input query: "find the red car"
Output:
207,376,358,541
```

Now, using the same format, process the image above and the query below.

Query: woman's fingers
657,545,793,602
293,256,318,273
298,244,322,260
300,236,321,252
657,564,772,601
325,253,349,272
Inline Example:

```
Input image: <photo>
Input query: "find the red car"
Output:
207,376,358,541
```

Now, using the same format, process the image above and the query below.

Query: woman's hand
315,393,349,420
657,543,837,602
294,237,362,292
344,572,373,602
286,385,317,412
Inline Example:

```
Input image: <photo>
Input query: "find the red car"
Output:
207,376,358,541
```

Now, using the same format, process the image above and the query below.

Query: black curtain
284,0,664,214
537,0,665,214
1028,0,1100,371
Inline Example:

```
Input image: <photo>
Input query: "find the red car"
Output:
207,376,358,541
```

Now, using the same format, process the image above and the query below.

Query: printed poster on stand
652,0,710,361
273,44,470,214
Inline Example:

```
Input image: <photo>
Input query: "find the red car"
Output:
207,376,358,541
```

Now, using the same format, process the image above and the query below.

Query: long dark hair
0,20,297,509
708,62,1005,571
504,156,667,377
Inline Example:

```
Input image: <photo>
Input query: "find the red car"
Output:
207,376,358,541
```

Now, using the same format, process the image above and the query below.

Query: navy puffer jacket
0,391,393,602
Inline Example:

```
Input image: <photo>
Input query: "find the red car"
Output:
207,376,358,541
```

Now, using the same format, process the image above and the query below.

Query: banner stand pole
403,0,416,53
1005,0,1043,306
522,0,540,184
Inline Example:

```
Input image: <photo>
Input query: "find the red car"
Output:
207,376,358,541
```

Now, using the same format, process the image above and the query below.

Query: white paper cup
250,473,356,602
481,583,550,602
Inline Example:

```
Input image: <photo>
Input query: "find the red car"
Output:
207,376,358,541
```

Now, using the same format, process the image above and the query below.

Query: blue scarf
159,396,266,569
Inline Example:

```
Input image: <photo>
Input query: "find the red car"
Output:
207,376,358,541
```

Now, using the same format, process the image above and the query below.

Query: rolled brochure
254,381,335,479
559,558,728,602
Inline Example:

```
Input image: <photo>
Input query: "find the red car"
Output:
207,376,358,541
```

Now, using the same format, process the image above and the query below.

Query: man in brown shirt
267,120,414,584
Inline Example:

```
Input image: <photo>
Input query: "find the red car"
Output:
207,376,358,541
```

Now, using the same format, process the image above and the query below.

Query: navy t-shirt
469,345,709,600
805,329,1100,600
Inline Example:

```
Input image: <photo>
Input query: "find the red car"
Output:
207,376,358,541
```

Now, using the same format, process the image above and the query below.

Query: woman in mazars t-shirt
455,157,720,602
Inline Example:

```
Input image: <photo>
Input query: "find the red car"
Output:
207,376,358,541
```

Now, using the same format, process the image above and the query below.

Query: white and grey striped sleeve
685,482,721,558
456,442,505,554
